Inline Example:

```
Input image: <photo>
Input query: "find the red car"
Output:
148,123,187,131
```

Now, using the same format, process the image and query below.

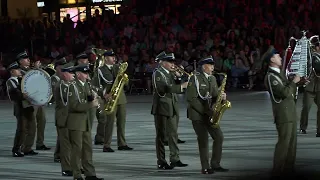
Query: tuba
104,62,129,115
209,73,231,128
92,48,107,72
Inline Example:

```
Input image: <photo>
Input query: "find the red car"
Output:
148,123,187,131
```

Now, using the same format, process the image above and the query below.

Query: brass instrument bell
44,63,56,76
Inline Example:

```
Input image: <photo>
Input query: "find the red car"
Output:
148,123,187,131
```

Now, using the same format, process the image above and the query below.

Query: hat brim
16,55,29,61
161,58,175,62
199,60,215,66
103,52,116,56
8,66,20,71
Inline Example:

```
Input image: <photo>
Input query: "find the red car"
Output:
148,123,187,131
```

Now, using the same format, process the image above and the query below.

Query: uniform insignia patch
272,80,278,86
188,82,192,86
68,92,72,96
156,77,161,81
64,88,67,92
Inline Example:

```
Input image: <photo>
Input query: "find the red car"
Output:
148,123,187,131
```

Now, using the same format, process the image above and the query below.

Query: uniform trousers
273,121,297,174
191,120,224,169
69,130,96,179
57,127,71,171
300,90,320,133
34,106,46,147
13,109,36,152
96,104,127,147
154,114,180,164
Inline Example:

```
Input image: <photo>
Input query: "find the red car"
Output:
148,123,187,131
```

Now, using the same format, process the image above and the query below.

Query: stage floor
0,91,319,180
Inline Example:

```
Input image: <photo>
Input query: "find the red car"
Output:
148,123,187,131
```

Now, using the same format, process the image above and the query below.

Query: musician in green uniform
67,64,104,180
17,51,51,151
15,51,39,155
263,46,300,176
54,62,75,176
6,62,29,157
52,56,68,163
186,56,229,174
151,51,188,169
92,50,133,152
299,43,320,136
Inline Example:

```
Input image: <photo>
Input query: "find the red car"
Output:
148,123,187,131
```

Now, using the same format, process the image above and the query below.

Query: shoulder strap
59,81,70,106
98,66,113,85
267,73,282,104
152,68,169,98
194,73,211,100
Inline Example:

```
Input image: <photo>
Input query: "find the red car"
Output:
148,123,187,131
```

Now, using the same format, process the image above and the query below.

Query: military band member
50,56,66,103
16,51,51,151
67,64,103,180
53,57,68,163
263,46,300,176
92,50,133,152
6,62,27,157
151,52,188,169
54,62,75,176
186,56,229,174
300,43,320,136
15,51,39,155
74,52,89,65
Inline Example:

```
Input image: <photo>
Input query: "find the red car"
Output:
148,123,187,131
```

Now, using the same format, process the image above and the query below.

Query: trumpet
173,65,193,77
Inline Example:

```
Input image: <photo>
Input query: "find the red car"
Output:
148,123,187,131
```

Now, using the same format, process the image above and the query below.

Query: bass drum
21,69,53,106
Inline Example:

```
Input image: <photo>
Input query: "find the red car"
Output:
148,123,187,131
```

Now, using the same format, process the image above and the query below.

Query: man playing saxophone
92,49,133,152
151,51,188,169
186,56,229,174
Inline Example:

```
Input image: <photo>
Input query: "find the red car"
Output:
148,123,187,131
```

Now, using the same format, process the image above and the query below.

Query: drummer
15,50,50,153
6,61,38,157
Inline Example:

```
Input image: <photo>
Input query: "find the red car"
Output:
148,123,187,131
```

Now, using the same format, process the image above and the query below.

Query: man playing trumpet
186,56,229,174
151,51,188,169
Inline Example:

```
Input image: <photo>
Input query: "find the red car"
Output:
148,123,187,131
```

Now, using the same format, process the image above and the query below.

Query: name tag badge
201,84,207,87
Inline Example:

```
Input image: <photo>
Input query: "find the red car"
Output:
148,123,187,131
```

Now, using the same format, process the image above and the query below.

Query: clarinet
87,81,103,114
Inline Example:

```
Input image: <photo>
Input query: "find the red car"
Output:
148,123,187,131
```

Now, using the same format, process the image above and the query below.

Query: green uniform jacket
92,64,127,105
305,53,320,92
264,68,297,124
6,76,33,116
186,73,219,121
151,67,182,117
54,80,70,127
67,79,93,131
51,74,60,101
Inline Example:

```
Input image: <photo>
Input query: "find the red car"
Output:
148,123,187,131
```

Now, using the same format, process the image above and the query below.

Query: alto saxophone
209,73,231,128
104,62,129,115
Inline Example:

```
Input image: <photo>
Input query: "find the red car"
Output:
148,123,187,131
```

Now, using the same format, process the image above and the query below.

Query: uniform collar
106,64,113,70
161,66,169,74
78,79,85,86
269,66,280,73
203,72,210,79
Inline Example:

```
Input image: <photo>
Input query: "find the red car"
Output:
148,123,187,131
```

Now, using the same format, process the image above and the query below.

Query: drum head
21,69,52,106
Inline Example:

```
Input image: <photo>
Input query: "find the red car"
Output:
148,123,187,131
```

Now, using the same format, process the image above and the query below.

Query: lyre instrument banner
21,69,53,106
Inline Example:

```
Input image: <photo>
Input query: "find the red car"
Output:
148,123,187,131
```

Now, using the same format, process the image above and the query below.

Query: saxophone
104,62,129,115
209,73,231,128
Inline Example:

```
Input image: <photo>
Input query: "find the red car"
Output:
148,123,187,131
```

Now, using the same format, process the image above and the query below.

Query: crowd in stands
0,0,319,96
